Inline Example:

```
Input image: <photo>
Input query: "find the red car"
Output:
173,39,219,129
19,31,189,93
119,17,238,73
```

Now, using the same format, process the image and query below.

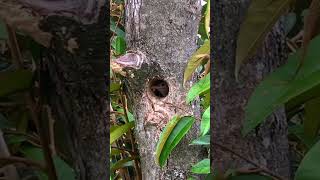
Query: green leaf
110,18,125,38
186,73,210,104
110,121,135,144
117,108,135,122
0,70,33,97
286,82,320,113
242,35,320,136
304,97,320,140
201,91,210,109
200,106,210,136
111,157,135,172
204,0,210,37
110,82,121,93
289,124,317,148
6,135,27,145
112,36,126,55
191,158,210,174
155,115,181,166
183,40,210,85
295,140,320,180
235,0,293,80
156,116,195,167
190,135,210,145
0,21,8,39
21,146,75,180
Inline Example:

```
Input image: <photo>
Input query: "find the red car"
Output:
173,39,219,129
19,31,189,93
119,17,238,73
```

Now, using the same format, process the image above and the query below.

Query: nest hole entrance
148,79,169,98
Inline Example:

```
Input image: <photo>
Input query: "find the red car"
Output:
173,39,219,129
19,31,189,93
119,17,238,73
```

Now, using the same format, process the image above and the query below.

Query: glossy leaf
190,135,210,145
183,40,210,85
113,36,126,55
186,73,210,104
200,106,210,136
111,157,134,172
235,0,292,80
191,158,210,174
155,115,181,166
243,35,320,135
0,70,33,97
295,140,320,180
156,116,195,167
110,121,135,144
304,97,320,139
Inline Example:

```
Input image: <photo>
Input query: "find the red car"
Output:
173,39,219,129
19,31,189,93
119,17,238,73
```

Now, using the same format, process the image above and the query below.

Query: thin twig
120,92,142,180
45,105,56,155
213,142,285,180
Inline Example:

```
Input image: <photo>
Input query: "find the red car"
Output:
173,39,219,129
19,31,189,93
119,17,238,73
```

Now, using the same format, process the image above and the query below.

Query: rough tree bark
211,0,290,179
124,0,206,179
0,1,108,179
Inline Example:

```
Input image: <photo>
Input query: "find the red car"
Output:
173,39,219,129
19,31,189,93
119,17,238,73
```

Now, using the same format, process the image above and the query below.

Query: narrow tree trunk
42,12,108,179
211,0,290,178
124,0,206,179
0,1,109,179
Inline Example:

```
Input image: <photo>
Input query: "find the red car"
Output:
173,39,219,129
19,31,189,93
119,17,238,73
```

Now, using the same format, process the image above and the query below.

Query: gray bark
124,0,206,179
211,0,290,179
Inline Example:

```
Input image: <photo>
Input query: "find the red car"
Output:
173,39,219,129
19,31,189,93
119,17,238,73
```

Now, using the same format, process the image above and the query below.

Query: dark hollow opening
148,79,169,98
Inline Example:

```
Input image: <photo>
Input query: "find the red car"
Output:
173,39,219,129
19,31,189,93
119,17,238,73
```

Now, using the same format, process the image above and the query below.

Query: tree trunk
124,0,206,179
0,1,109,179
211,0,290,179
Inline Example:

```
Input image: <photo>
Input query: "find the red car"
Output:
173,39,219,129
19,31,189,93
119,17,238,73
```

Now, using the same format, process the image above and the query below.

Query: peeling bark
124,0,206,179
211,0,290,178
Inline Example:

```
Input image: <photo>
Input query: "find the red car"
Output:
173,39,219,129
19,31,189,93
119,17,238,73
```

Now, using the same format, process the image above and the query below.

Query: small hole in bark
149,79,169,98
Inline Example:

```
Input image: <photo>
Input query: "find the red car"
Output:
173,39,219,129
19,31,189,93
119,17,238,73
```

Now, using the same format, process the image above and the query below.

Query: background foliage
228,0,320,179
